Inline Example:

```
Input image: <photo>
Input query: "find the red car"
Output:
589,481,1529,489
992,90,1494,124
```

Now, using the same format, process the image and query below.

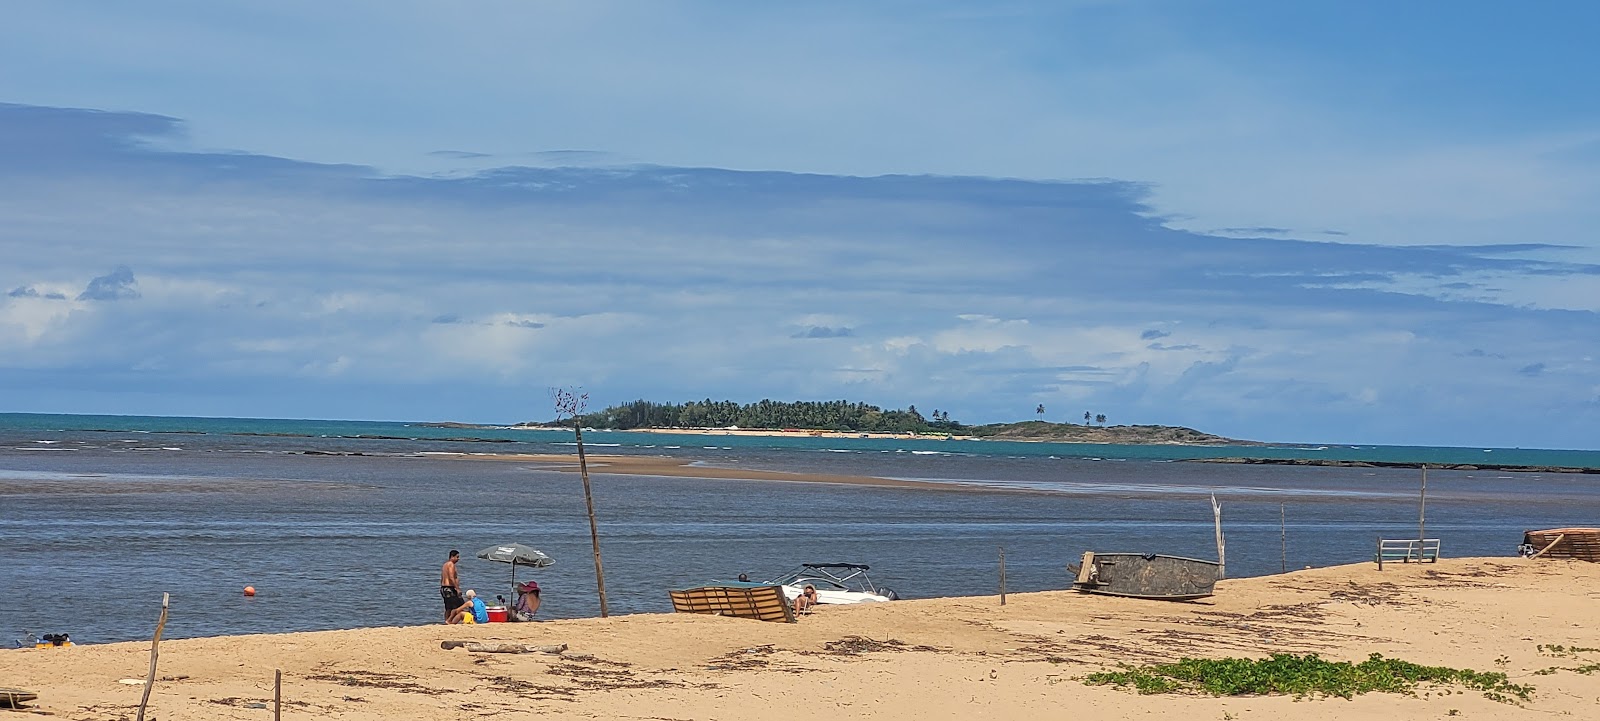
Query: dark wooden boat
1070,551,1220,601
669,582,795,623
1523,528,1600,561
1,688,38,709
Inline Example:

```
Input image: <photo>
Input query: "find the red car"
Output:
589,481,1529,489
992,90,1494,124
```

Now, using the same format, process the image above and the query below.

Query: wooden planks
669,584,795,623
1525,528,1600,562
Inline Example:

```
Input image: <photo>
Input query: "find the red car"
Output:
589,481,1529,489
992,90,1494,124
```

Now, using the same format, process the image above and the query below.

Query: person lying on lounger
794,584,819,615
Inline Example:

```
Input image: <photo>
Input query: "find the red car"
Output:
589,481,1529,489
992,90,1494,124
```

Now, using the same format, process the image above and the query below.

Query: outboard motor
880,587,900,601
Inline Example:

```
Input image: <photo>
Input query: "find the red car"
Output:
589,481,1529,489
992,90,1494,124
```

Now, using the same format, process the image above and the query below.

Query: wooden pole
1529,533,1567,560
575,424,609,617
1418,465,1428,543
273,669,281,721
998,546,1007,606
1279,503,1287,574
1376,536,1384,571
1211,494,1226,580
135,592,169,721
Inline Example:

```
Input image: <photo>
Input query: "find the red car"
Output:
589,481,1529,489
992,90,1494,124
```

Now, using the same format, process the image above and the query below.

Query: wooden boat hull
1524,528,1600,562
669,583,795,623
1,688,38,709
1072,552,1219,600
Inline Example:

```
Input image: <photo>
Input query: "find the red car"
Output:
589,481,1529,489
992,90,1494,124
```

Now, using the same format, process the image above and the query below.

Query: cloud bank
1,103,1596,448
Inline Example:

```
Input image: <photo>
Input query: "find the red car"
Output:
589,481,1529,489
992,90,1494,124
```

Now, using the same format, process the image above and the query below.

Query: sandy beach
5,557,1597,720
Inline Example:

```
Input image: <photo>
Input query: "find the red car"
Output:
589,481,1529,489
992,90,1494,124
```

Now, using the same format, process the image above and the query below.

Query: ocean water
2,413,1597,645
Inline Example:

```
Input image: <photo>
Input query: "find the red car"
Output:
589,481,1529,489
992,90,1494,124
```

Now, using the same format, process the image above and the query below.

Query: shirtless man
440,550,467,624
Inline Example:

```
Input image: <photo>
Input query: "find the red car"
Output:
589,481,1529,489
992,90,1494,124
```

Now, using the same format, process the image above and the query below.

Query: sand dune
5,557,1597,720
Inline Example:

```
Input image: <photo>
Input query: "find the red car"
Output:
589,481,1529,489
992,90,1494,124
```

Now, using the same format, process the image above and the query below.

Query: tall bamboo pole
575,423,609,617
135,593,168,721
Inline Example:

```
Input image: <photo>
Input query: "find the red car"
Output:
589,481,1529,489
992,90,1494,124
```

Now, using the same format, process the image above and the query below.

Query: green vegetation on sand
1084,653,1533,703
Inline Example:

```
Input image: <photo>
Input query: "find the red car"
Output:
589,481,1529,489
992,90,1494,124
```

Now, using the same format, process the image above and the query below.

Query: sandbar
452,452,965,491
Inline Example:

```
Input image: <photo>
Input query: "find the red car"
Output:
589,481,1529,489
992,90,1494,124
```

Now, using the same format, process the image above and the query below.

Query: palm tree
1095,413,1107,426
1035,404,1045,421
1083,411,1092,426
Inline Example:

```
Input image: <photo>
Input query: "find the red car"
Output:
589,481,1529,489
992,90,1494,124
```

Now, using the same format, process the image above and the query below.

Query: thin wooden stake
1210,494,1226,580
135,592,169,721
1418,465,1428,544
997,546,1007,606
274,669,281,721
1279,502,1287,574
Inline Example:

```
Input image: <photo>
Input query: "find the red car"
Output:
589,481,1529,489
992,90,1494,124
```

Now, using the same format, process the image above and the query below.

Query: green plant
1537,644,1600,658
1083,653,1533,703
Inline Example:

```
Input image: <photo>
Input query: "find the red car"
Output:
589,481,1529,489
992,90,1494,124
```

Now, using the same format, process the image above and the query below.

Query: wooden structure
1069,551,1220,601
669,582,795,623
1375,538,1441,569
1524,528,1600,562
1,688,38,709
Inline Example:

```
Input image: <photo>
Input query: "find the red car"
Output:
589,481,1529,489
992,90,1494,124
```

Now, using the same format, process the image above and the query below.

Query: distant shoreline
1189,457,1600,474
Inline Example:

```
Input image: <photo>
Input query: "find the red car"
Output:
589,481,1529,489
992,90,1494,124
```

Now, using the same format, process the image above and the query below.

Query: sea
3,412,1598,645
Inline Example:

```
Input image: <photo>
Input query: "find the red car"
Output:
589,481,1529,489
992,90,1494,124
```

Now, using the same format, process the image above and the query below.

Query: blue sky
1,1,1597,448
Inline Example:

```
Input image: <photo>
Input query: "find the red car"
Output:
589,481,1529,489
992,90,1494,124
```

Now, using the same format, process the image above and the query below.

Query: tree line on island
537,398,956,434
523,398,1235,443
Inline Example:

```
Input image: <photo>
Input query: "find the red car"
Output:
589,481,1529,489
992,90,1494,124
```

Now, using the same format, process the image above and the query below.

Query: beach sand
5,557,1597,720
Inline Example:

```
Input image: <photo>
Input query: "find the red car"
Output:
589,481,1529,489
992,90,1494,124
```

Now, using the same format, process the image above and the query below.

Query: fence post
998,546,1007,606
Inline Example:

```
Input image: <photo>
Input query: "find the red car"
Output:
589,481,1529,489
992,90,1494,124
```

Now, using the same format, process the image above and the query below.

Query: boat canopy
801,562,869,570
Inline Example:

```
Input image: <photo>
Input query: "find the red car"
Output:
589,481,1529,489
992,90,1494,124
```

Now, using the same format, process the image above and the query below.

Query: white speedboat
769,563,898,605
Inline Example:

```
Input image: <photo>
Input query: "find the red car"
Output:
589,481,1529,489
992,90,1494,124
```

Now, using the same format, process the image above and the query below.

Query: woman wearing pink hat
511,580,541,621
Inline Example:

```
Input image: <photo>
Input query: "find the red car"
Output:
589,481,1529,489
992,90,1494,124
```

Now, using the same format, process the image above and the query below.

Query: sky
1,1,1597,449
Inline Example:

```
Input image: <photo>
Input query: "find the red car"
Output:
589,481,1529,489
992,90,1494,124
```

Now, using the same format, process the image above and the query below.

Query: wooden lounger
669,583,795,623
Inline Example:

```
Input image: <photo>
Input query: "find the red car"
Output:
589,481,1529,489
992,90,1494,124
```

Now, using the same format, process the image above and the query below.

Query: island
432,398,1254,446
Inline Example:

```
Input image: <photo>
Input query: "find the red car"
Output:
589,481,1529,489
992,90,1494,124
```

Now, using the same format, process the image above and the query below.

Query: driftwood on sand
440,641,569,654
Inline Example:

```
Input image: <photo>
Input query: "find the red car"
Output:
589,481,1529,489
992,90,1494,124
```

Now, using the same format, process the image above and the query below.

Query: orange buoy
243,586,256,596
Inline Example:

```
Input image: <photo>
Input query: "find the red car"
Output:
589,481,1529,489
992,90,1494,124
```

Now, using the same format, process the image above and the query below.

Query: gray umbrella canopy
476,544,554,568
476,544,554,596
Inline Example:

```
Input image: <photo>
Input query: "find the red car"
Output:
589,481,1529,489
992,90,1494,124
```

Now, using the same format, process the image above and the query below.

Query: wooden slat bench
1376,538,1441,569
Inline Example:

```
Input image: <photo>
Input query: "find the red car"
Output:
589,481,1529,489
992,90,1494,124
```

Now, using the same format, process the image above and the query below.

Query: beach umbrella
476,543,554,592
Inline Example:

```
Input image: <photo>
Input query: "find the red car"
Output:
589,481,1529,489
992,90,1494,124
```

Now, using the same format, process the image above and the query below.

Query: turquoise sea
2,413,1597,644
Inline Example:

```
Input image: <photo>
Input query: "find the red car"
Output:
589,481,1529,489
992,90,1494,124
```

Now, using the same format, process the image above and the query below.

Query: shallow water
2,414,1597,644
